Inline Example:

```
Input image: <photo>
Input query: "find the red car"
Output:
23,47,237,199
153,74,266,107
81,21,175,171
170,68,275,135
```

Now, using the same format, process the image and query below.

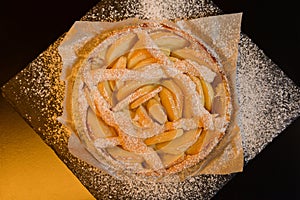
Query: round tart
69,22,232,181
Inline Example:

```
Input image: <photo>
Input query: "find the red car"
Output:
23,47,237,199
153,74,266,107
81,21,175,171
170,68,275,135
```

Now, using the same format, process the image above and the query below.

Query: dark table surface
1,0,299,199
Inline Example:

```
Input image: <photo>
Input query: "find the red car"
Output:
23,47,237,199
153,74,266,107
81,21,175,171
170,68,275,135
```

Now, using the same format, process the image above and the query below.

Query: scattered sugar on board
2,0,300,199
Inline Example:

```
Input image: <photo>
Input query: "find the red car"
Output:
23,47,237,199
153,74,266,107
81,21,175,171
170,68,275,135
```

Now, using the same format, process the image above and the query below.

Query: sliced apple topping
186,129,206,155
132,84,158,99
171,47,217,71
106,32,137,65
159,87,182,121
146,98,167,124
132,57,157,69
161,79,183,116
116,81,144,101
150,31,189,50
97,81,113,106
86,107,117,138
200,78,214,112
159,152,185,168
106,146,144,163
132,105,153,128
109,56,127,90
111,56,127,69
114,84,159,112
127,49,153,69
159,48,171,56
156,128,202,155
189,75,205,106
116,80,159,101
155,139,170,150
144,129,184,146
130,86,162,109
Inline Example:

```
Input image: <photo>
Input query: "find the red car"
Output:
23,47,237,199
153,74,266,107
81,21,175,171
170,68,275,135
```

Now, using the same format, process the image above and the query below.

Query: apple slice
153,94,161,102
114,84,159,112
89,46,108,70
171,47,217,71
160,152,185,168
171,48,197,60
127,49,153,69
132,105,153,128
109,56,127,90
116,80,159,101
186,129,206,155
86,107,116,138
212,83,228,116
130,86,162,109
116,81,144,101
146,98,167,124
159,48,171,56
156,128,201,155
111,55,127,69
106,32,137,65
189,75,205,106
161,79,183,116
97,81,113,106
200,78,214,112
150,31,189,50
144,129,184,146
159,87,181,121
132,57,157,69
106,146,144,163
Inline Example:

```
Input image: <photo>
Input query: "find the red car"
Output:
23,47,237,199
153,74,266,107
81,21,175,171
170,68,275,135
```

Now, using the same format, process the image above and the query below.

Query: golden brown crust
70,21,232,178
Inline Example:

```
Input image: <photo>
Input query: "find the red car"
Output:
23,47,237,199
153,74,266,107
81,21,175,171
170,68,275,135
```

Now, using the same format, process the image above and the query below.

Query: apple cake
68,21,232,180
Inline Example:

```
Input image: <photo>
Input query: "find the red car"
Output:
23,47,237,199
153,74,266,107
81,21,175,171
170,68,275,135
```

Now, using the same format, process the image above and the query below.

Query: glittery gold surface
1,0,300,199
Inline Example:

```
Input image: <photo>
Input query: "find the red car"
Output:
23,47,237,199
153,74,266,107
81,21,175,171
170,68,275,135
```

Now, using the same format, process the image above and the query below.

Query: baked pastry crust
68,21,232,179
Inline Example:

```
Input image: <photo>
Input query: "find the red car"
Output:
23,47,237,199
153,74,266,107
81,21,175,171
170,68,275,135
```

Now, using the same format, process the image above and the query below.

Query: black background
1,0,299,199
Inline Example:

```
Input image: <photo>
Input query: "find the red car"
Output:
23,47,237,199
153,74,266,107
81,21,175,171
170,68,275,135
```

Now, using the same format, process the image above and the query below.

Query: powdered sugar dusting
81,0,222,22
67,20,233,181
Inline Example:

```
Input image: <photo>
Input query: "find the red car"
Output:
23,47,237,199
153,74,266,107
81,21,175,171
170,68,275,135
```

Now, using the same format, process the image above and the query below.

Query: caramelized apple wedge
106,33,137,65
161,79,183,116
109,56,127,90
114,84,161,112
86,108,116,138
146,98,167,124
116,80,159,101
144,129,184,146
130,86,162,109
189,75,205,106
111,56,127,69
132,105,153,128
171,47,217,71
200,78,214,112
160,152,185,168
212,83,228,116
127,49,153,69
159,87,181,121
160,48,171,56
156,129,202,155
97,81,113,106
150,31,189,50
132,57,157,69
186,129,206,155
106,146,144,163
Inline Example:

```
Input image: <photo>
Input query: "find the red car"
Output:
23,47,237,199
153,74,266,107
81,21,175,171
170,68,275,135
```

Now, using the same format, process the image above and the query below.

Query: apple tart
68,21,232,180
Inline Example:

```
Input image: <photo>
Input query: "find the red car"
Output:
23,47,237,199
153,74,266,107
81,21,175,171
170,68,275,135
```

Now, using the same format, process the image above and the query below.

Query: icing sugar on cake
63,21,233,182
